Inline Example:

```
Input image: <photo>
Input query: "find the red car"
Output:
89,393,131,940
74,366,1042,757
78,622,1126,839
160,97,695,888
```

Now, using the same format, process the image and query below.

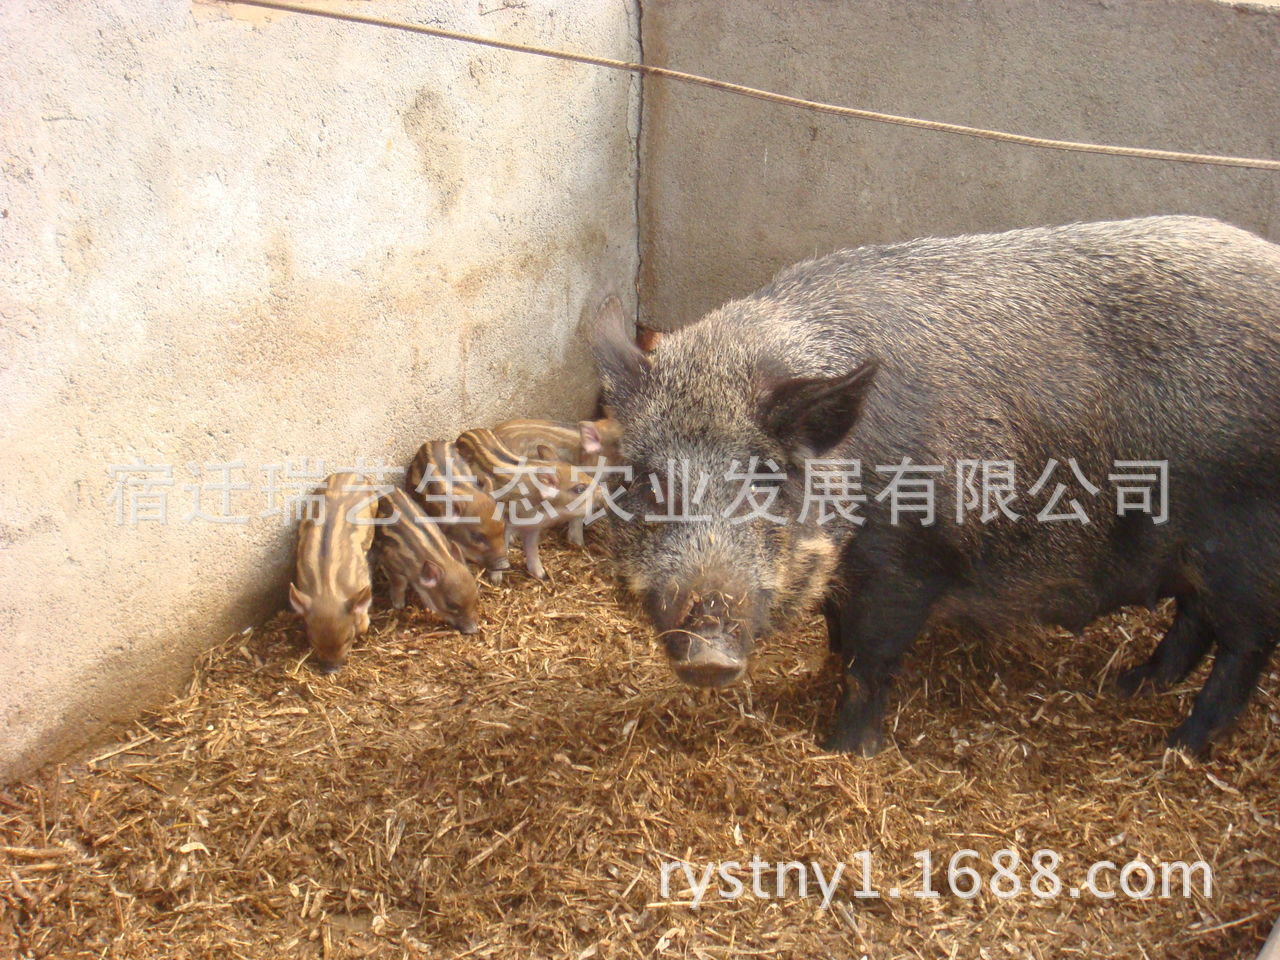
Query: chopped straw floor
2,538,1277,959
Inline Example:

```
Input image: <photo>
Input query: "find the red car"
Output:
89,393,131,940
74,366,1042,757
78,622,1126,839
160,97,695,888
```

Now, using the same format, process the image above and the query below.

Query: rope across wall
215,0,1280,173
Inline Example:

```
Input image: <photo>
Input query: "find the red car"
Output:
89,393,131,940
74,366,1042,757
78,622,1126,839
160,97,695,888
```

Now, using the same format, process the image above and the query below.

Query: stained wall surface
0,0,639,780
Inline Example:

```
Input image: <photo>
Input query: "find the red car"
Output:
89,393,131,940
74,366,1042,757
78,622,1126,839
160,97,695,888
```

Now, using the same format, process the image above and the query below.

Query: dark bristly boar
290,472,377,674
592,217,1280,757
375,488,479,634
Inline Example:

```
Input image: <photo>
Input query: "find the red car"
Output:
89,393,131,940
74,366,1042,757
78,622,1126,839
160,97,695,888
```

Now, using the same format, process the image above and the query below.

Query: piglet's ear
447,539,466,564
579,420,602,455
590,296,650,400
760,359,879,458
347,585,373,616
535,444,558,462
289,582,312,616
535,467,559,493
420,560,442,589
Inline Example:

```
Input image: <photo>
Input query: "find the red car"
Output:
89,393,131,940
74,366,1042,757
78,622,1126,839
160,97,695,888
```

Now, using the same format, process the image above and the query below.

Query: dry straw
1,539,1277,958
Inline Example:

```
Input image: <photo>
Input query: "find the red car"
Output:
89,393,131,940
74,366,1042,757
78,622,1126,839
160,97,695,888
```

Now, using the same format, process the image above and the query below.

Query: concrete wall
0,0,639,781
640,0,1280,328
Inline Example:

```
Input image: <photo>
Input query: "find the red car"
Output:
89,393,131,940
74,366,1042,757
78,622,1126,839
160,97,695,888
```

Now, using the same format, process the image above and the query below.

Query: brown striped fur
493,416,625,467
457,428,607,579
454,428,563,500
289,472,377,672
375,488,479,633
407,440,509,582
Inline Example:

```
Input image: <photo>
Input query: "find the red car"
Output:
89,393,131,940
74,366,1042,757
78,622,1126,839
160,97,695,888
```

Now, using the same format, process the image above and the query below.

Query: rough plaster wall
640,0,1280,328
0,0,639,781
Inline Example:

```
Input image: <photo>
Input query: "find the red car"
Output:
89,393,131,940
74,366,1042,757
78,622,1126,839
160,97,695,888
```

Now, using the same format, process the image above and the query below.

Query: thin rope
217,0,1280,173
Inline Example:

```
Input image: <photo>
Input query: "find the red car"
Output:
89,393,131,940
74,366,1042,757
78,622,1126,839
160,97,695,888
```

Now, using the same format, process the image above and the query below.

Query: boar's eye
624,473,671,513
626,475,653,501
469,530,486,544
571,483,588,495
749,461,787,495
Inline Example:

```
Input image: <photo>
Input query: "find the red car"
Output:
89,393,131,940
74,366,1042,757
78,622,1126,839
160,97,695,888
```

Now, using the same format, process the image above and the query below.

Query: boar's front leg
823,568,935,757
566,517,585,548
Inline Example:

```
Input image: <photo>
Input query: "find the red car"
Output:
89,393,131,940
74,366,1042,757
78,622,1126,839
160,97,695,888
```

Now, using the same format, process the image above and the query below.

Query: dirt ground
2,539,1277,959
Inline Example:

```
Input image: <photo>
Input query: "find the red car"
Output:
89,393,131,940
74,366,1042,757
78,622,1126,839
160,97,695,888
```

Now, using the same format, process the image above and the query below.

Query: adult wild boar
592,216,1280,757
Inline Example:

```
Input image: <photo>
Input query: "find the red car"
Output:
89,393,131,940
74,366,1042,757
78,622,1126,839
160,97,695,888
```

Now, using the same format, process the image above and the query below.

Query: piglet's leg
387,569,409,610
521,527,547,580
566,517,585,548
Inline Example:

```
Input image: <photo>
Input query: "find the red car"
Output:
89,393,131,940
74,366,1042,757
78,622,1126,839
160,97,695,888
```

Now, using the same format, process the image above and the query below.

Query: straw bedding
2,538,1277,959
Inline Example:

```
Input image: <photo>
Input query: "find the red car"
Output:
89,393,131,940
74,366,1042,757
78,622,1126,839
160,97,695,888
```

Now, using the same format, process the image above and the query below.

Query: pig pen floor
2,541,1278,960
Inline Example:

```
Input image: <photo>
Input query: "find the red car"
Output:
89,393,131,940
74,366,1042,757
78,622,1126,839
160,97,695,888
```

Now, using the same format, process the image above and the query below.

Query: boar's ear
535,444,558,462
760,359,879,458
419,560,442,588
579,420,603,455
288,582,312,616
446,539,466,564
590,296,650,399
347,585,373,616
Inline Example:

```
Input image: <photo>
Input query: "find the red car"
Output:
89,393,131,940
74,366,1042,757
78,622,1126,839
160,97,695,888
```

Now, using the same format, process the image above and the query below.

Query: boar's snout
666,633,748,687
660,594,753,688
314,658,344,675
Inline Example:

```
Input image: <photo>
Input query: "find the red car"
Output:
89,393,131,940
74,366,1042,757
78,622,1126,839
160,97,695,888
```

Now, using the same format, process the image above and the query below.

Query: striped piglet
407,440,510,583
455,427,605,579
375,487,479,634
289,472,377,673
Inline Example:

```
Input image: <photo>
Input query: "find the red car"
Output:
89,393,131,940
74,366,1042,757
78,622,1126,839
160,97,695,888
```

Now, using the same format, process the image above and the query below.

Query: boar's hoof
1114,663,1155,698
1165,719,1211,758
822,721,886,757
486,568,505,586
